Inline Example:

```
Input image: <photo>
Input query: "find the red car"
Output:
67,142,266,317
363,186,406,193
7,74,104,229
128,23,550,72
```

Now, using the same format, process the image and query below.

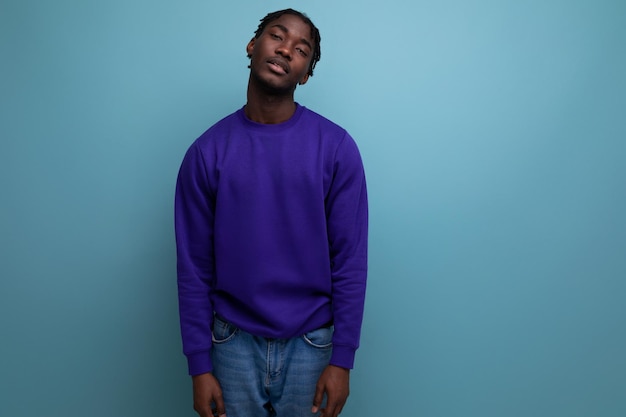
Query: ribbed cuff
187,351,213,376
329,344,356,369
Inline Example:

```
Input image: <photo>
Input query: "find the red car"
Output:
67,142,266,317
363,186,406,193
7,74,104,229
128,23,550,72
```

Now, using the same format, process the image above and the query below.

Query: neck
245,76,297,124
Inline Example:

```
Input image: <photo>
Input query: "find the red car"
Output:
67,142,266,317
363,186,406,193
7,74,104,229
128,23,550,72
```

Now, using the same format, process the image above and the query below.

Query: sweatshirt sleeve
326,133,368,369
175,142,216,375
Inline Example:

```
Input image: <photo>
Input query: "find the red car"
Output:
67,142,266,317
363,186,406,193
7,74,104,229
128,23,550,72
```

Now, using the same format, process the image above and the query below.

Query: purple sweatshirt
175,104,368,375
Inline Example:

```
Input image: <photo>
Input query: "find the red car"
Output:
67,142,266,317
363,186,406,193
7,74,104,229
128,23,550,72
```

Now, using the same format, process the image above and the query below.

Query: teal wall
1,1,625,416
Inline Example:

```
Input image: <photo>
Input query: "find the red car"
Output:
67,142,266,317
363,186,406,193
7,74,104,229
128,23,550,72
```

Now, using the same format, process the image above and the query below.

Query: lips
266,57,289,74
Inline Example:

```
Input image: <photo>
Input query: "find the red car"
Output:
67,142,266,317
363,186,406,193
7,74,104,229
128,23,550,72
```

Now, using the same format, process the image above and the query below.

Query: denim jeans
211,316,333,417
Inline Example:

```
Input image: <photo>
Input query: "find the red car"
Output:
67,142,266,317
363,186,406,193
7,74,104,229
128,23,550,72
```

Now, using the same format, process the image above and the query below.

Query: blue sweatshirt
175,104,368,375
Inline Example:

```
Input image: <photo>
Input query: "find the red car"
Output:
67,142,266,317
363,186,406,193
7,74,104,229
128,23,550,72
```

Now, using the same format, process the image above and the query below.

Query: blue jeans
211,316,333,417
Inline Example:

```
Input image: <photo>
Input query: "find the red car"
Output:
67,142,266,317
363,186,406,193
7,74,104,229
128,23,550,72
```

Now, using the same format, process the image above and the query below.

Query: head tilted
248,9,321,77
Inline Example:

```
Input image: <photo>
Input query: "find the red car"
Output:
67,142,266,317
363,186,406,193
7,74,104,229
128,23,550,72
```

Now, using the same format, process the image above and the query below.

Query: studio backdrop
1,1,625,416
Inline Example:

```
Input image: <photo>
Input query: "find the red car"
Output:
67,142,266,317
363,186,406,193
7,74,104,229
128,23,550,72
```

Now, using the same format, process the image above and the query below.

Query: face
246,14,314,93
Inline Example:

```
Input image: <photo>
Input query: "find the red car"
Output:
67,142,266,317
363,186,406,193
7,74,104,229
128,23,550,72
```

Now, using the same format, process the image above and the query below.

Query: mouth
266,57,289,74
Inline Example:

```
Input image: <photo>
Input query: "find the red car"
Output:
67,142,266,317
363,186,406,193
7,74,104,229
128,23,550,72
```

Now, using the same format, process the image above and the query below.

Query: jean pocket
212,316,239,344
302,326,334,348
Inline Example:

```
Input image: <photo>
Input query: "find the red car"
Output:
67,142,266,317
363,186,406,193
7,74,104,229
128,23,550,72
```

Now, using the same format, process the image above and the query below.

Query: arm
175,142,216,374
175,143,223,414
314,133,368,415
326,133,368,369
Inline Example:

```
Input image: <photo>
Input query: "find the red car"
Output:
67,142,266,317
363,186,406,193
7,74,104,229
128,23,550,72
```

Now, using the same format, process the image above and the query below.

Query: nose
275,43,292,60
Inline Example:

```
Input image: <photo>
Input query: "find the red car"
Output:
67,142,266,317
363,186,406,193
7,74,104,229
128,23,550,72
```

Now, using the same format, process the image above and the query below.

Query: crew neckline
238,103,305,130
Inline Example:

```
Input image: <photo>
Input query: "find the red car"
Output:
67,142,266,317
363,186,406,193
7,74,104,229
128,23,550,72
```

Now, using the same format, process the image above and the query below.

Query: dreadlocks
249,9,321,77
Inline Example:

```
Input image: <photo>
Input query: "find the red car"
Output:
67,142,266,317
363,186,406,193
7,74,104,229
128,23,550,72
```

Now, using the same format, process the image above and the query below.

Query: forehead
264,14,314,43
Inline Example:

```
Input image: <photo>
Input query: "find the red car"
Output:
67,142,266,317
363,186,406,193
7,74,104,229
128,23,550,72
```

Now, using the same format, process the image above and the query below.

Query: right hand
192,372,226,417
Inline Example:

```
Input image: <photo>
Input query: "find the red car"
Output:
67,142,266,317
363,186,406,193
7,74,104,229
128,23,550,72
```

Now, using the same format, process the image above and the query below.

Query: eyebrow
270,24,313,51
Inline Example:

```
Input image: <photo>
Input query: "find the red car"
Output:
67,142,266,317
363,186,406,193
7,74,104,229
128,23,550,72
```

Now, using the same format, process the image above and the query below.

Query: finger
213,391,226,417
333,402,345,417
197,404,214,417
323,402,337,417
311,383,324,413
322,398,346,417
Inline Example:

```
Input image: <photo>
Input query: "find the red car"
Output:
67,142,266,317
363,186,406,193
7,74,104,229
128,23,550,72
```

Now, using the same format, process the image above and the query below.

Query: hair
249,9,321,77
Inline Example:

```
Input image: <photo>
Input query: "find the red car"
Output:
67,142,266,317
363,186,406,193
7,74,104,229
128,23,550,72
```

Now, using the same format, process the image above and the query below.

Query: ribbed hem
187,351,213,376
330,345,356,369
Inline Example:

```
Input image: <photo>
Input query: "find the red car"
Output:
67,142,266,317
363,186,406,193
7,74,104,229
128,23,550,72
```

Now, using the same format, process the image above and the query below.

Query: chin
254,73,297,94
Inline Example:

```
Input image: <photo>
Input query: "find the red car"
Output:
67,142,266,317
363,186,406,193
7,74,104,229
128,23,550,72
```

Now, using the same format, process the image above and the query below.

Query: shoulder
299,106,348,138
298,106,361,159
300,106,362,155
192,108,244,148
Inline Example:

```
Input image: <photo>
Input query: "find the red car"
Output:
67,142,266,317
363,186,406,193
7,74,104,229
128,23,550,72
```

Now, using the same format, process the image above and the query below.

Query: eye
296,48,308,57
269,33,282,40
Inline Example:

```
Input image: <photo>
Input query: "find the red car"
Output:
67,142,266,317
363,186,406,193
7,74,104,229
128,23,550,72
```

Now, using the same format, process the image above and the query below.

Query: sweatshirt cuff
187,351,213,376
330,345,356,369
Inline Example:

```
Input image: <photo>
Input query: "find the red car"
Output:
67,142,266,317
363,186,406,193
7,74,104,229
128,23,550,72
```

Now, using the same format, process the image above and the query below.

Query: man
175,9,368,417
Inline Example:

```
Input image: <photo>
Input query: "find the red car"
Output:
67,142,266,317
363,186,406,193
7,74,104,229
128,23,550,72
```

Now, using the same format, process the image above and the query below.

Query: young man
175,9,368,417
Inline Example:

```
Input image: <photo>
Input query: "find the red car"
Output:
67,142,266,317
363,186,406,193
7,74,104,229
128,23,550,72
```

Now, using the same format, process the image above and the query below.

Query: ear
298,73,310,85
246,38,255,57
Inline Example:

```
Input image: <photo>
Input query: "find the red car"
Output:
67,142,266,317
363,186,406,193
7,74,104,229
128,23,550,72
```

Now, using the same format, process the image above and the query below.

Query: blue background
1,1,625,416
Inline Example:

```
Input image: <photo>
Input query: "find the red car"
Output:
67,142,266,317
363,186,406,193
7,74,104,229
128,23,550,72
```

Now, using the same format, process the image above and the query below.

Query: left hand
311,365,350,417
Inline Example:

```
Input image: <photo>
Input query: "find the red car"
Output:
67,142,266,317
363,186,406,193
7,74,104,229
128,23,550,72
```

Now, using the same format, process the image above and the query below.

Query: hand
311,365,350,417
192,372,226,417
